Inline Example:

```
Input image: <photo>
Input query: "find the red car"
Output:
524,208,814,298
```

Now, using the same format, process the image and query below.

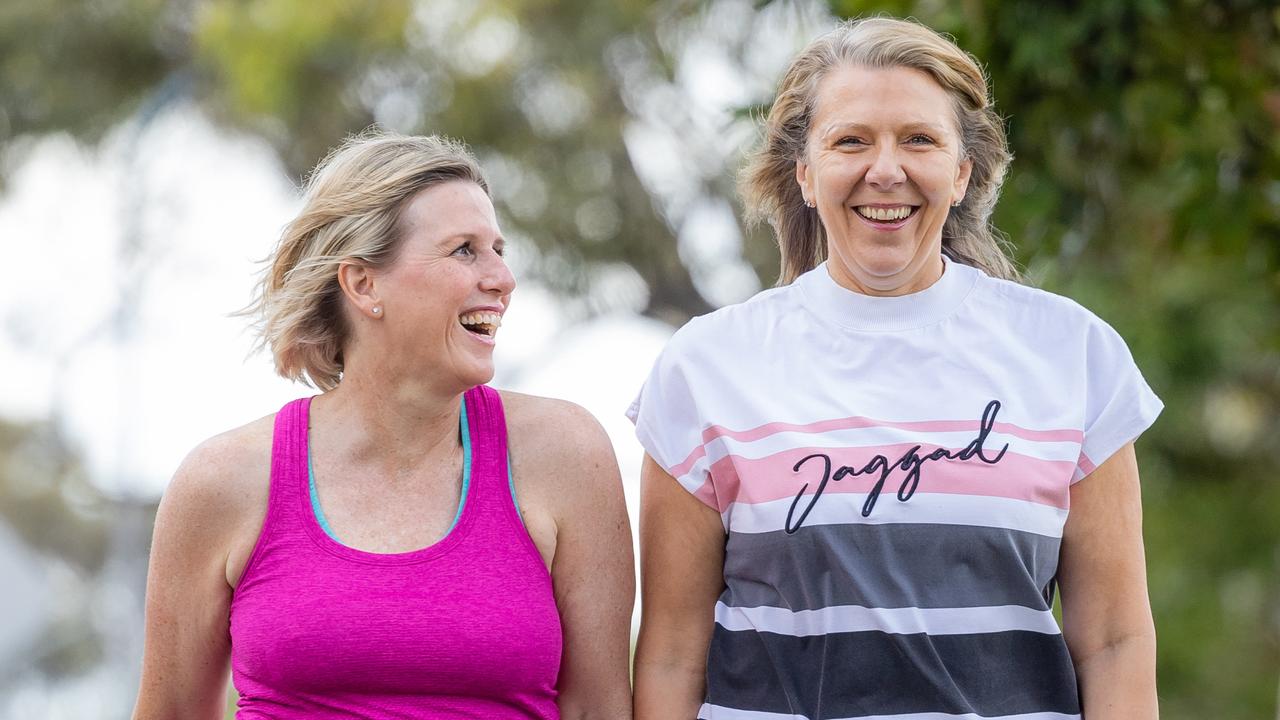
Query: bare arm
1058,442,1158,719
133,445,237,719
526,401,635,719
133,425,268,720
633,454,725,720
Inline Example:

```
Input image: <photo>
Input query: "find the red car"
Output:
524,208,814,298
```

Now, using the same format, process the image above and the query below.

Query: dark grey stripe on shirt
706,625,1080,718
722,521,1061,611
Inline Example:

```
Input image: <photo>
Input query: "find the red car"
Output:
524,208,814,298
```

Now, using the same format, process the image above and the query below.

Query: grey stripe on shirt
706,625,1081,718
723,521,1061,611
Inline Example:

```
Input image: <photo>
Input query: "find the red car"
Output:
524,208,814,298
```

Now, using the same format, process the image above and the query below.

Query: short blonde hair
741,17,1019,284
245,130,488,390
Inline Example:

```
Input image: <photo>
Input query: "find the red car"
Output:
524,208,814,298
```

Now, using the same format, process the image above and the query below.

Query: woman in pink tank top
132,132,634,719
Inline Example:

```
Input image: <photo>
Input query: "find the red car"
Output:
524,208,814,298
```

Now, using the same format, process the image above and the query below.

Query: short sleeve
1073,318,1164,482
626,333,720,510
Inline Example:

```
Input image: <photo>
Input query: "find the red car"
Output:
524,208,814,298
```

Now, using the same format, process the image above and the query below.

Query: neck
828,244,945,297
311,367,466,471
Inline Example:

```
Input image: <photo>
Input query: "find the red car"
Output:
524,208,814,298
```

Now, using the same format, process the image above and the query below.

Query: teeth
856,205,913,221
459,311,503,328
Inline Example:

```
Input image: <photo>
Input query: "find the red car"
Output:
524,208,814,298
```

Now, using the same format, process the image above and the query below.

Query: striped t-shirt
628,256,1162,720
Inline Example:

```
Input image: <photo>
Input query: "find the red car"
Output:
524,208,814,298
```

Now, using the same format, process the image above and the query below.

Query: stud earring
372,307,381,315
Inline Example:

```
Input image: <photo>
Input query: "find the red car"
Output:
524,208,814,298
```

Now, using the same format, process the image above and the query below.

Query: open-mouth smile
459,311,502,339
853,205,919,228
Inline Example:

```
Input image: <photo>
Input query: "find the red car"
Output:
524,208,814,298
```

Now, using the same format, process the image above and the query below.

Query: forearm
634,456,724,720
132,641,230,720
1073,632,1158,720
559,695,632,720
556,668,633,720
633,656,704,720
132,678,228,720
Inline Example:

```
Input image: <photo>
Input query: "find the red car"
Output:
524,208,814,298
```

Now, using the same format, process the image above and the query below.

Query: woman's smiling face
796,64,972,296
371,180,515,391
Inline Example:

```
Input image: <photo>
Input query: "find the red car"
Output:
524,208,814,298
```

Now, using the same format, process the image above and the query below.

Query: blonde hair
741,17,1019,284
244,130,488,390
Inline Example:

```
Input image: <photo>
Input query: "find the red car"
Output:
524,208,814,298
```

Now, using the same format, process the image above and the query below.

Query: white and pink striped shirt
629,255,1162,720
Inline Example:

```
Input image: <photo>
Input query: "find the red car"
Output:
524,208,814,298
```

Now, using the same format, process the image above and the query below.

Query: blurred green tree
812,2,1280,716
0,418,116,683
0,420,107,571
2,0,717,322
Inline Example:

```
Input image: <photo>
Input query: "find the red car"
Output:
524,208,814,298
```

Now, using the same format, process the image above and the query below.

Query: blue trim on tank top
508,460,519,520
307,397,523,541
307,400,473,542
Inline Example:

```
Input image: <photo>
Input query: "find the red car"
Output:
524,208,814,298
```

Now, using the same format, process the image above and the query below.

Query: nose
481,250,516,297
865,143,906,190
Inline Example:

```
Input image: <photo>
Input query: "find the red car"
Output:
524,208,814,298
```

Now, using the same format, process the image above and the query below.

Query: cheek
898,169,939,202
816,156,861,186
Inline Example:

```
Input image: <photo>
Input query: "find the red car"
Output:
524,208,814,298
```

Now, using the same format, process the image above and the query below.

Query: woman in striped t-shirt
630,17,1160,720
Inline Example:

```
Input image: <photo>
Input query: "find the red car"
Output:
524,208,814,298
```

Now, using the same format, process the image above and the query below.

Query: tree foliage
0,418,114,682
814,3,1280,715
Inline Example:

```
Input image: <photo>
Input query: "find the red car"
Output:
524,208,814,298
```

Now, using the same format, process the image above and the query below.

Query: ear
953,156,973,205
337,260,383,319
795,159,814,207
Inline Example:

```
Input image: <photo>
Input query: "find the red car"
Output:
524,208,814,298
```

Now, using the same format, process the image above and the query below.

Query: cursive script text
784,400,1009,533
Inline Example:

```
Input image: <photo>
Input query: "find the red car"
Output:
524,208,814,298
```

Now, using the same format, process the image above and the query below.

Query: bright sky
0,6,831,710
0,105,670,515
0,111,673,709
0,0,826,519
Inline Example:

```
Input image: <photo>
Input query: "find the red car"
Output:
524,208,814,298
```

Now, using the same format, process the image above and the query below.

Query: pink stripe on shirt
703,444,1075,513
701,416,1083,446
669,415,1082,490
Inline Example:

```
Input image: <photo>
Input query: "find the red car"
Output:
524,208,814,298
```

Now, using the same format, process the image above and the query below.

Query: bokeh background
1,0,1277,717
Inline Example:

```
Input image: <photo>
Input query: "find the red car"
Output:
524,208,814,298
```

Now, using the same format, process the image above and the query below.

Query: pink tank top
230,385,562,718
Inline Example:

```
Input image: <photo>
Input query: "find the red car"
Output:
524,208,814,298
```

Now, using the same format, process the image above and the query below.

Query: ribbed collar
796,254,980,332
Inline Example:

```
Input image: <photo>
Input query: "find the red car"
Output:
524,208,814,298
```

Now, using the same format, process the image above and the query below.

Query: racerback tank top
229,385,562,718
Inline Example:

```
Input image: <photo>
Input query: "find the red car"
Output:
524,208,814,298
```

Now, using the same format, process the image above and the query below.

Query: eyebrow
436,232,505,247
820,121,950,139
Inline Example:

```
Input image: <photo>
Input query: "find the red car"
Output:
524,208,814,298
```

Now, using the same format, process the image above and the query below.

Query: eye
906,134,936,145
451,242,475,257
835,136,867,147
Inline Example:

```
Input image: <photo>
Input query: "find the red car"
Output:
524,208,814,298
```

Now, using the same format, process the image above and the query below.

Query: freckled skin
134,180,635,719
795,65,973,297
367,181,515,396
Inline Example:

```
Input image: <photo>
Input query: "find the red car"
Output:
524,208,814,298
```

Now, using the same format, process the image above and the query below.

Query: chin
846,254,914,281
859,242,930,275
861,261,914,280
460,363,496,389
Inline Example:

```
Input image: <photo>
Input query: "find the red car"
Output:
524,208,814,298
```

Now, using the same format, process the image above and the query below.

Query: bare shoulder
499,389,619,497
155,413,276,584
164,414,274,516
499,390,615,471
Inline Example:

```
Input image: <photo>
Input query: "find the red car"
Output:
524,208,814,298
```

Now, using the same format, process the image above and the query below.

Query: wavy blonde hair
243,130,488,389
741,17,1019,284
